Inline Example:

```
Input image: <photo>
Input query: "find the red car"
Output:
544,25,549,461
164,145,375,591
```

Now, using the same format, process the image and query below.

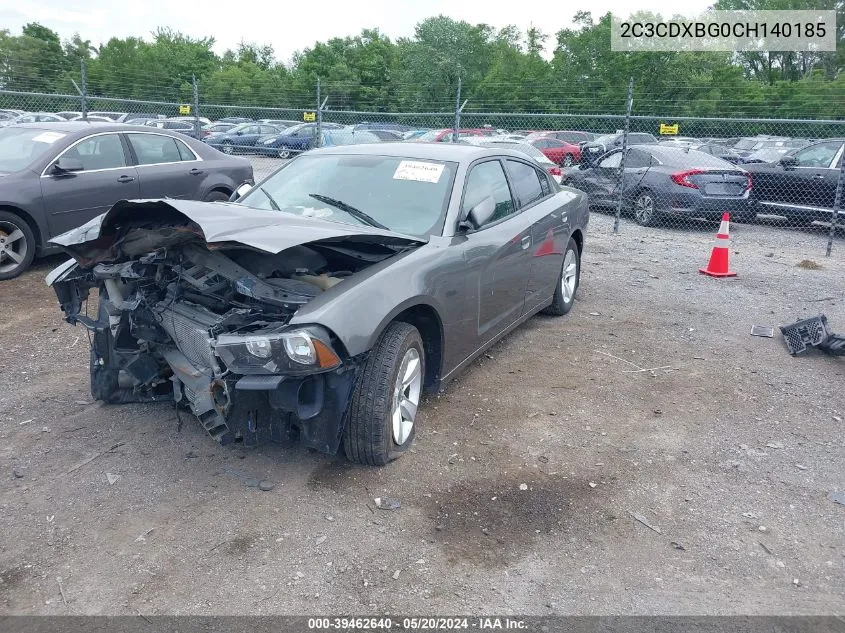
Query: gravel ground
0,197,843,615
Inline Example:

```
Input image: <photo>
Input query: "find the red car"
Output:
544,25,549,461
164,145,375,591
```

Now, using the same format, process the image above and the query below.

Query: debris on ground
670,541,686,551
519,483,528,491
750,325,774,338
828,491,845,506
765,441,785,449
392,569,401,580
314,535,327,546
780,314,845,356
796,260,821,270
135,528,154,543
258,480,275,491
105,473,120,485
374,497,401,510
245,478,259,488
185,451,199,459
13,468,25,479
629,511,662,534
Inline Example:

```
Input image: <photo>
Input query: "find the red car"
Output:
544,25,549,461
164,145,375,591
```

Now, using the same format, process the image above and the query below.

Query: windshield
734,138,762,150
0,127,65,173
239,153,457,237
593,134,618,145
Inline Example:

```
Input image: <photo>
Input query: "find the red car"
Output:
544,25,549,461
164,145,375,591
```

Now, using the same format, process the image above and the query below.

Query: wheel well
570,228,583,255
0,205,42,249
209,186,233,196
392,304,443,392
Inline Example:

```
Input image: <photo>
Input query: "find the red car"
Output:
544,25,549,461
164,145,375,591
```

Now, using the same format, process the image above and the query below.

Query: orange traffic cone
699,213,736,278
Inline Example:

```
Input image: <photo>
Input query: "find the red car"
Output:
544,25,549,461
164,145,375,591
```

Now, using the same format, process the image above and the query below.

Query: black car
0,122,253,279
581,133,658,164
743,138,845,226
563,144,753,226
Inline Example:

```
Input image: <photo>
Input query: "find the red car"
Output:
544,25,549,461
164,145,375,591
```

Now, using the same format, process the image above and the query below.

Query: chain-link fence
1,64,843,257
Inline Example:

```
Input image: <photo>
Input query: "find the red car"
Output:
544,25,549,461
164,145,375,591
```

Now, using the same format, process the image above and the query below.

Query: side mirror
463,196,496,230
52,157,84,174
779,155,798,169
229,182,253,202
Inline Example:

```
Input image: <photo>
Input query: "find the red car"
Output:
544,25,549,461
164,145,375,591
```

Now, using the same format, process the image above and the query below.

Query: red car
524,136,582,166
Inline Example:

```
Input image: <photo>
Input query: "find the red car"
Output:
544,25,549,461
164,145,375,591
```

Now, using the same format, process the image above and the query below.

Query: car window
128,133,185,165
630,134,657,144
176,139,197,161
462,160,515,227
532,139,549,149
62,134,127,171
625,149,652,168
598,152,622,169
793,142,842,168
505,160,545,207
260,126,277,135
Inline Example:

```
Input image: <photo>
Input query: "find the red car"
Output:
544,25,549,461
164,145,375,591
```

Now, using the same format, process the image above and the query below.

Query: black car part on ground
780,315,845,356
49,201,423,454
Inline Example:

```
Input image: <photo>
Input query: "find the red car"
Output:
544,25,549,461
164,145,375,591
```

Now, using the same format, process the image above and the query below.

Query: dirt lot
1,211,843,615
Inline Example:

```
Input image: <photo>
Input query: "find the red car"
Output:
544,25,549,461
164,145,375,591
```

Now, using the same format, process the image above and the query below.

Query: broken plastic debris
106,473,120,485
374,497,401,510
519,483,528,491
629,511,662,534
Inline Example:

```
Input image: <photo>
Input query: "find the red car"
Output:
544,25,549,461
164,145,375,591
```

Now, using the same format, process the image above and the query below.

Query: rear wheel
343,322,424,466
277,147,291,159
562,154,574,167
0,211,36,281
633,190,658,227
543,237,580,316
222,141,233,154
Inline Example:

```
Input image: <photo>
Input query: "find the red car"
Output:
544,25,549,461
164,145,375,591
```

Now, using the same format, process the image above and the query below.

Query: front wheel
343,322,425,466
0,212,36,281
277,148,291,159
222,141,233,154
562,154,574,167
543,237,580,316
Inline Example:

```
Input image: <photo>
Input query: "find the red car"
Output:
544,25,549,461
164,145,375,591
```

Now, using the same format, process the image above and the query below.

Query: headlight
215,326,341,375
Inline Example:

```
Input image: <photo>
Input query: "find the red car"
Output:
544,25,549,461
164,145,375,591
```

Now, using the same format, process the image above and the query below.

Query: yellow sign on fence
179,104,191,115
303,111,316,122
659,123,679,135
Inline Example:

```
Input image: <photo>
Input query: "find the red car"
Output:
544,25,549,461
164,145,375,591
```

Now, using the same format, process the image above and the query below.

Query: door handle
521,235,531,250
189,168,204,175
116,175,135,183
811,174,825,180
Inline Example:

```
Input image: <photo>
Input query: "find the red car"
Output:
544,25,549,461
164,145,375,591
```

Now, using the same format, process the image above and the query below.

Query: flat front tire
343,322,425,466
0,211,36,281
543,237,580,316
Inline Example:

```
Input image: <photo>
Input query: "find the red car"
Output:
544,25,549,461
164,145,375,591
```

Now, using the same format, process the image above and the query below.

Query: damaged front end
47,200,423,455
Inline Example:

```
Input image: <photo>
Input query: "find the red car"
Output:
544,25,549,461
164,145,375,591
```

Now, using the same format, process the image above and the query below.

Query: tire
0,211,36,281
633,190,658,227
203,190,230,202
543,237,581,316
277,148,291,159
562,154,574,167
343,322,425,466
222,141,233,154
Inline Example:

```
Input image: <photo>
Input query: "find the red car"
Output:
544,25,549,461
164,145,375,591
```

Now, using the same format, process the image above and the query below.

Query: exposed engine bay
50,209,418,454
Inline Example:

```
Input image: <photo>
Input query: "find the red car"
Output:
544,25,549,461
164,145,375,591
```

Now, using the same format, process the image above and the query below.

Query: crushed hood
49,198,426,261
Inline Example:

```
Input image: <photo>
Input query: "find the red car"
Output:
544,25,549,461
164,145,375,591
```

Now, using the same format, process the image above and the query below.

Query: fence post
826,155,843,256
453,76,462,143
316,78,322,149
192,75,200,140
613,76,634,235
80,60,88,121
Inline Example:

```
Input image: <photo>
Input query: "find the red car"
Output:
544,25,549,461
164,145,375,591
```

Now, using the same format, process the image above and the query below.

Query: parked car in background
743,138,845,226
677,142,741,164
528,130,595,144
319,130,384,147
201,122,238,139
0,122,253,279
581,132,658,164
367,129,405,141
402,129,432,140
257,119,299,128
88,111,127,121
166,116,212,126
409,128,499,143
69,115,115,123
3,112,66,125
657,136,700,144
217,117,252,124
46,142,588,465
735,138,807,164
464,138,565,183
254,122,345,157
55,111,82,120
123,113,165,123
563,145,753,226
353,122,414,133
144,119,202,139
523,136,582,166
205,123,284,154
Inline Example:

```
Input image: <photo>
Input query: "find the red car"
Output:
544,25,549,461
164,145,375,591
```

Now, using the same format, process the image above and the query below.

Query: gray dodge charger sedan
47,143,589,465
0,122,253,279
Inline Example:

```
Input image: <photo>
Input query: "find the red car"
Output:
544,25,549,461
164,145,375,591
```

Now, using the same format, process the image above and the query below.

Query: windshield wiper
259,187,281,211
308,193,389,230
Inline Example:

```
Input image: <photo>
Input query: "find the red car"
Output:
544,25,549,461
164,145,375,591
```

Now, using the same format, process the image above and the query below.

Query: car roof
307,141,529,162
11,121,197,139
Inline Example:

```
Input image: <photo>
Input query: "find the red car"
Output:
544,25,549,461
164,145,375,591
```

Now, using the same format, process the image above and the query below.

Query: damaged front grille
155,300,221,371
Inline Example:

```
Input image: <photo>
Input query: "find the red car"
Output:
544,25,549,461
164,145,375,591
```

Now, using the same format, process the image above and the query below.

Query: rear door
502,159,569,312
459,159,534,349
126,132,204,200
796,141,844,213
591,150,623,203
40,132,140,235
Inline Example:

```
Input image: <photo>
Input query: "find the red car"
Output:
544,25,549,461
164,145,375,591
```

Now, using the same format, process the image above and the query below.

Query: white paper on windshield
393,160,445,183
32,131,66,144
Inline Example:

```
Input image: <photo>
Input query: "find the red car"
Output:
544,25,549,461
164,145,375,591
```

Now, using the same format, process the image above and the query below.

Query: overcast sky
0,0,715,63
